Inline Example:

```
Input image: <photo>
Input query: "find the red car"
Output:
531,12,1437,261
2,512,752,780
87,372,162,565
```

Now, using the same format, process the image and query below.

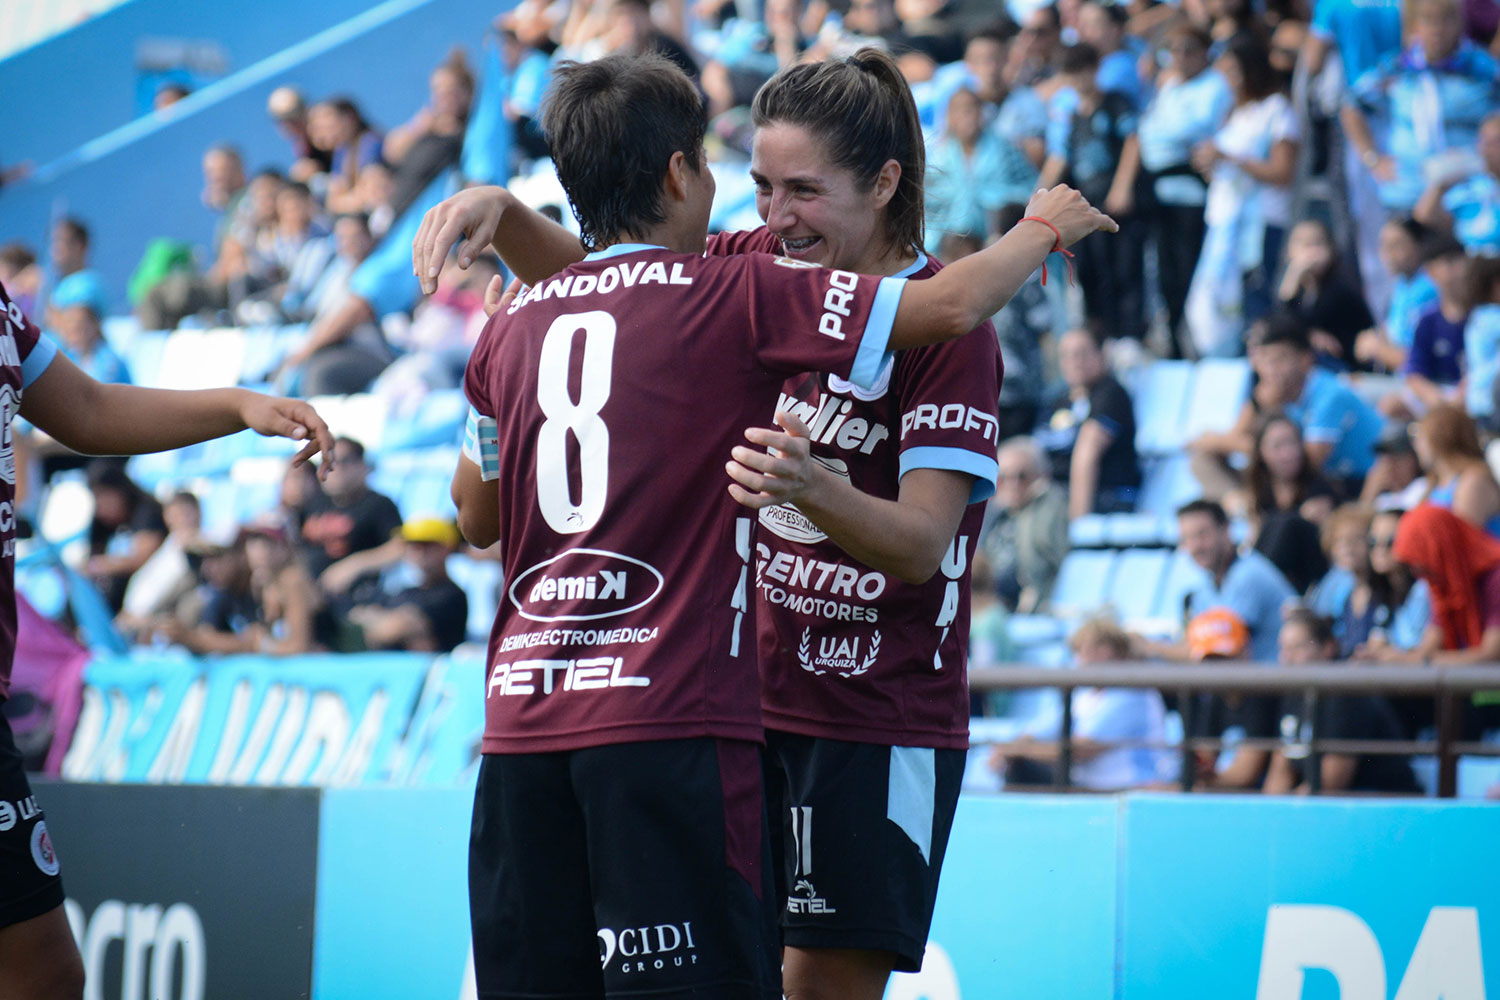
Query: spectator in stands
116,491,204,639
1037,328,1140,518
375,254,499,409
152,529,258,650
603,0,701,77
302,437,404,607
1366,504,1500,674
48,272,130,385
1354,217,1439,375
1241,413,1334,592
136,145,259,330
1358,421,1428,509
1398,236,1472,415
268,86,332,182
1190,313,1382,499
1184,34,1299,357
154,82,191,111
273,456,327,546
0,243,39,316
1350,508,1436,736
931,21,1048,169
495,26,556,164
84,460,167,614
383,49,475,219
1136,499,1295,661
238,181,333,326
1411,404,1500,536
1414,112,1500,258
1307,504,1407,655
282,211,375,324
966,550,1014,716
312,97,385,216
923,87,1035,253
1276,219,1375,370
342,518,470,653
1263,608,1421,794
1040,44,1145,342
989,203,1052,441
981,436,1070,613
1012,4,1063,87
1467,256,1500,430
1077,1,1144,108
990,618,1167,790
1182,608,1279,789
1343,0,1500,215
46,217,93,303
1118,24,1231,357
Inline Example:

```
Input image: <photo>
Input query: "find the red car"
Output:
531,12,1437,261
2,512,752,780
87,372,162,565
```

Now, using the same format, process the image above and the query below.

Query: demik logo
598,922,699,974
31,820,59,876
508,548,664,622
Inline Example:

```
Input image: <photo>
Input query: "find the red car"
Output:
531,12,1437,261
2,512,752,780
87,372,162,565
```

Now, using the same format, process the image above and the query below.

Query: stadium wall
0,0,503,312
0,0,399,167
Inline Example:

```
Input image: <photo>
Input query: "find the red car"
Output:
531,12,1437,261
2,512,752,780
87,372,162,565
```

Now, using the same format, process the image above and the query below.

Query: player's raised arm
413,185,585,294
19,352,334,472
888,185,1116,351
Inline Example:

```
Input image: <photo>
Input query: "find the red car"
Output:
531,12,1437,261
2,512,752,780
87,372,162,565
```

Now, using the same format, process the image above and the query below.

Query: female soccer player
417,50,1090,1000
0,282,332,999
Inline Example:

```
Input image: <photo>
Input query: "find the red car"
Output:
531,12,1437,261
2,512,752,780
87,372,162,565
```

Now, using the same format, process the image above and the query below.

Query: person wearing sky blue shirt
1416,112,1500,257
924,87,1037,252
923,22,1048,169
1305,0,1403,87
1135,500,1296,663
1117,24,1232,353
1466,258,1500,427
1077,1,1146,109
46,271,130,386
1343,0,1500,213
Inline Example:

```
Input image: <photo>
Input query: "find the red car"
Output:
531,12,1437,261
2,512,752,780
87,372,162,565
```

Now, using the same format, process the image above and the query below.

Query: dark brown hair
751,47,926,255
541,54,707,251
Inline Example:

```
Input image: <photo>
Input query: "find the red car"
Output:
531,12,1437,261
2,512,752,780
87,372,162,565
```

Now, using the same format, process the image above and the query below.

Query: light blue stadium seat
1107,548,1169,622
1150,548,1208,624
1068,513,1109,549
1105,512,1171,547
123,331,170,387
1457,758,1500,799
1049,549,1117,618
1137,454,1201,518
237,324,306,384
383,388,468,452
1006,613,1067,648
1133,360,1193,455
1181,358,1251,441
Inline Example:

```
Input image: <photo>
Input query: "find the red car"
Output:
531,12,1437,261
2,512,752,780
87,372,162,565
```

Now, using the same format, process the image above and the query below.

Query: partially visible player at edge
444,52,1112,1000
0,281,333,1000
422,48,1011,1000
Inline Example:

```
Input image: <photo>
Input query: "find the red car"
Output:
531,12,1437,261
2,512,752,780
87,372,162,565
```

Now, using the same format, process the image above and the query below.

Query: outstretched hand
239,393,336,479
412,185,510,295
726,410,818,510
1022,184,1120,247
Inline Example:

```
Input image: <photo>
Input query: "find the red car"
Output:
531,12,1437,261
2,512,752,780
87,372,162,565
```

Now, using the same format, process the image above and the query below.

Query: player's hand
413,185,511,295
484,276,522,318
239,392,335,480
1022,185,1118,248
726,410,817,509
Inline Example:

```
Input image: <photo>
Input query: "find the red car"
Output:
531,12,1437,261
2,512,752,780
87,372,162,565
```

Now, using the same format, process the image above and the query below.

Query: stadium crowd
4,0,1500,798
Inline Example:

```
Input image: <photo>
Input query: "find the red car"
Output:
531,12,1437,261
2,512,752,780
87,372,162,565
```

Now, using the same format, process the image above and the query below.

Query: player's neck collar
893,252,929,279
583,243,666,261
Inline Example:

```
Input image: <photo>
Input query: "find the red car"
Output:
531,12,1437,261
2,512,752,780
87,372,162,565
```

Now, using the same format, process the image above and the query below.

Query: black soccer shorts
0,713,65,929
763,730,965,973
468,738,780,1000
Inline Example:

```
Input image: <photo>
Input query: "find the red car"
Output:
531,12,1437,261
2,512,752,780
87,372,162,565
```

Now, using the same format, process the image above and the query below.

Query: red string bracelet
1018,216,1075,287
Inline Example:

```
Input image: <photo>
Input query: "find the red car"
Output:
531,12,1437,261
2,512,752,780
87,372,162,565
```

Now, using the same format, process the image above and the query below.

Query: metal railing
968,663,1500,797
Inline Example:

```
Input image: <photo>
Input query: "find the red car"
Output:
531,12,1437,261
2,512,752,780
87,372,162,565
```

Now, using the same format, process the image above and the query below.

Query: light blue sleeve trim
887,746,936,864
849,276,904,388
899,446,998,503
20,335,58,389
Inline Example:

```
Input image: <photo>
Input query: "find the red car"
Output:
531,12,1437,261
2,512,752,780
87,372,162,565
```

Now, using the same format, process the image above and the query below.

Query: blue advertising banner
1119,795,1500,1000
61,652,433,785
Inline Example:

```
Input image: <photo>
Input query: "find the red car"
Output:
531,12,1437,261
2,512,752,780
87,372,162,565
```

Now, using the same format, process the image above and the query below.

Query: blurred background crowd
3,0,1500,796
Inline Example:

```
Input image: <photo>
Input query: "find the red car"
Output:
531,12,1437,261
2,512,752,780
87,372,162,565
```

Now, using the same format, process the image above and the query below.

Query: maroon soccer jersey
462,245,906,752
0,283,59,699
743,251,1002,750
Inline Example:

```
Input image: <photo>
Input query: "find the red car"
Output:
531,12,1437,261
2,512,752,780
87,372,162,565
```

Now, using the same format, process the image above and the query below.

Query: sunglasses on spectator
1367,535,1396,549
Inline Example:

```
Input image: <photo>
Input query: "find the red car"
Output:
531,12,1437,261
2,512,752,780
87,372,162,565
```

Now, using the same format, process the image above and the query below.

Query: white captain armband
463,406,501,481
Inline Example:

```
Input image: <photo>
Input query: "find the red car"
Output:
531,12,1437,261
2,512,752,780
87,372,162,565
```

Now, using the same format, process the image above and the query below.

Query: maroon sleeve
736,255,899,384
1,283,43,362
1481,566,1500,633
890,320,1003,500
463,313,502,417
